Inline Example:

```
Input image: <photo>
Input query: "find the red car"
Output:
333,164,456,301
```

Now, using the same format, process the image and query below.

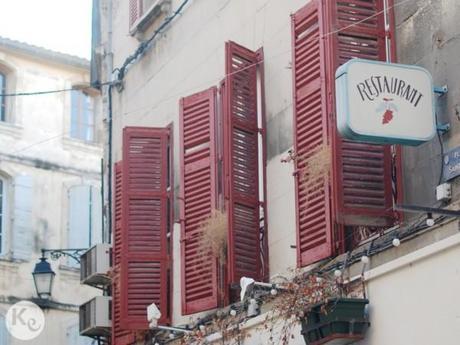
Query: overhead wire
0,0,424,155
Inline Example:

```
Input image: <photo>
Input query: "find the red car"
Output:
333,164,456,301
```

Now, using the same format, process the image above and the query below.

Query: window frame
0,176,5,255
0,72,6,122
129,0,170,35
65,184,102,268
70,89,96,143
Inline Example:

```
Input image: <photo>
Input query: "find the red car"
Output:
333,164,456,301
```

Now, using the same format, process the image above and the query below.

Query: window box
301,298,370,345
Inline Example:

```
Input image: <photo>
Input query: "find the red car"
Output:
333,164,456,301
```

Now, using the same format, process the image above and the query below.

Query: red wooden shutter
129,0,142,27
120,127,170,330
291,0,334,267
224,41,263,284
112,162,135,345
179,87,219,314
327,0,396,227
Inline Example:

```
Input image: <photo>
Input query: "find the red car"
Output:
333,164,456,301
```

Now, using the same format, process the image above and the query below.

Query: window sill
0,121,23,139
129,0,170,37
62,136,102,154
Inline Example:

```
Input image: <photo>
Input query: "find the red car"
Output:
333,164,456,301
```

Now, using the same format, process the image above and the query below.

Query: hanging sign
336,59,436,146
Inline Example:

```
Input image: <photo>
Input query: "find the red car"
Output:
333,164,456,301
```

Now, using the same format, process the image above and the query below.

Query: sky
0,0,92,59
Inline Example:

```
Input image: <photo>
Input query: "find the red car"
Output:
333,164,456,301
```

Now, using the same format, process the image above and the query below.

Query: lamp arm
41,248,88,264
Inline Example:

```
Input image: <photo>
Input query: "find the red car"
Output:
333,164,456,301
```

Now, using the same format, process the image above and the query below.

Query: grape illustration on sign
335,59,436,146
377,98,398,125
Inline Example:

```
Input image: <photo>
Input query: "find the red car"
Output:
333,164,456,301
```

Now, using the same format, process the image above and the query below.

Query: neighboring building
93,1,460,345
0,37,103,344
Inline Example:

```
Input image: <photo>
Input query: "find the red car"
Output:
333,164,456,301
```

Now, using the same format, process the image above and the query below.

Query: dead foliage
196,209,228,264
298,143,332,191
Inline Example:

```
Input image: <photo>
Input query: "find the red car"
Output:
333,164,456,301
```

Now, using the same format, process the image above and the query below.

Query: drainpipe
106,0,114,244
383,0,391,63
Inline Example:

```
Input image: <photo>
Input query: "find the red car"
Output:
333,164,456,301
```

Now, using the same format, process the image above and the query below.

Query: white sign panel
336,59,436,145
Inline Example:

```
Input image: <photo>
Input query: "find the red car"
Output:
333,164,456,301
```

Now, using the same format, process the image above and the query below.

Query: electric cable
0,0,429,157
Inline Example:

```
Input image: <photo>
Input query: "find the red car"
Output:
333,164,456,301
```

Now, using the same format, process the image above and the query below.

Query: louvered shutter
68,185,91,268
224,41,263,284
112,162,135,345
12,175,33,261
90,186,103,245
129,0,142,28
180,87,219,314
120,127,169,330
0,313,9,345
327,0,396,227
291,0,333,267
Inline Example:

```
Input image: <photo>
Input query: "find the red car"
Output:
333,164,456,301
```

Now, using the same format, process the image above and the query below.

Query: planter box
301,298,369,345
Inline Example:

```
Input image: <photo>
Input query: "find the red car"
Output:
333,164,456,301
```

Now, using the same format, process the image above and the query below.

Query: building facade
94,0,460,344
0,37,103,344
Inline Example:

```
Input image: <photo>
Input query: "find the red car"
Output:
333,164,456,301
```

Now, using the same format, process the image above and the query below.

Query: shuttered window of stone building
291,0,400,267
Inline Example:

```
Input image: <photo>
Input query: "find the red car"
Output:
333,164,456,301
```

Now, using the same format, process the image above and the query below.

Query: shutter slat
224,41,263,284
112,162,136,345
129,0,141,28
329,0,396,227
68,185,91,267
180,87,219,315
292,0,333,267
12,175,33,261
120,128,170,330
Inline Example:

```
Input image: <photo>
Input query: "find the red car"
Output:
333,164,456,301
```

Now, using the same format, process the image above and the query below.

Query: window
70,90,95,142
291,0,399,267
129,0,169,32
0,177,5,254
0,313,9,345
112,127,172,341
179,41,267,313
67,185,102,267
0,72,5,122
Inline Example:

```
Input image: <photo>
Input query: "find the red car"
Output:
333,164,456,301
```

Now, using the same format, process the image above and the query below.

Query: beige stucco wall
0,44,103,343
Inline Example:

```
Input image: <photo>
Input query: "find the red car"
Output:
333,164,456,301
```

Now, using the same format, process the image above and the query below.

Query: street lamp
32,256,55,300
32,248,87,299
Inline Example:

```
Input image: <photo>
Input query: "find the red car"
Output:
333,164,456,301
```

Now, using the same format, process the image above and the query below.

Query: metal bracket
41,248,88,264
433,85,449,133
395,204,460,217
437,123,451,134
434,85,448,96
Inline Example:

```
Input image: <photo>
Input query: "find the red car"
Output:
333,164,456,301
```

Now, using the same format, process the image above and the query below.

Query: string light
361,255,370,264
426,213,435,227
270,288,278,296
334,269,342,278
392,238,401,247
